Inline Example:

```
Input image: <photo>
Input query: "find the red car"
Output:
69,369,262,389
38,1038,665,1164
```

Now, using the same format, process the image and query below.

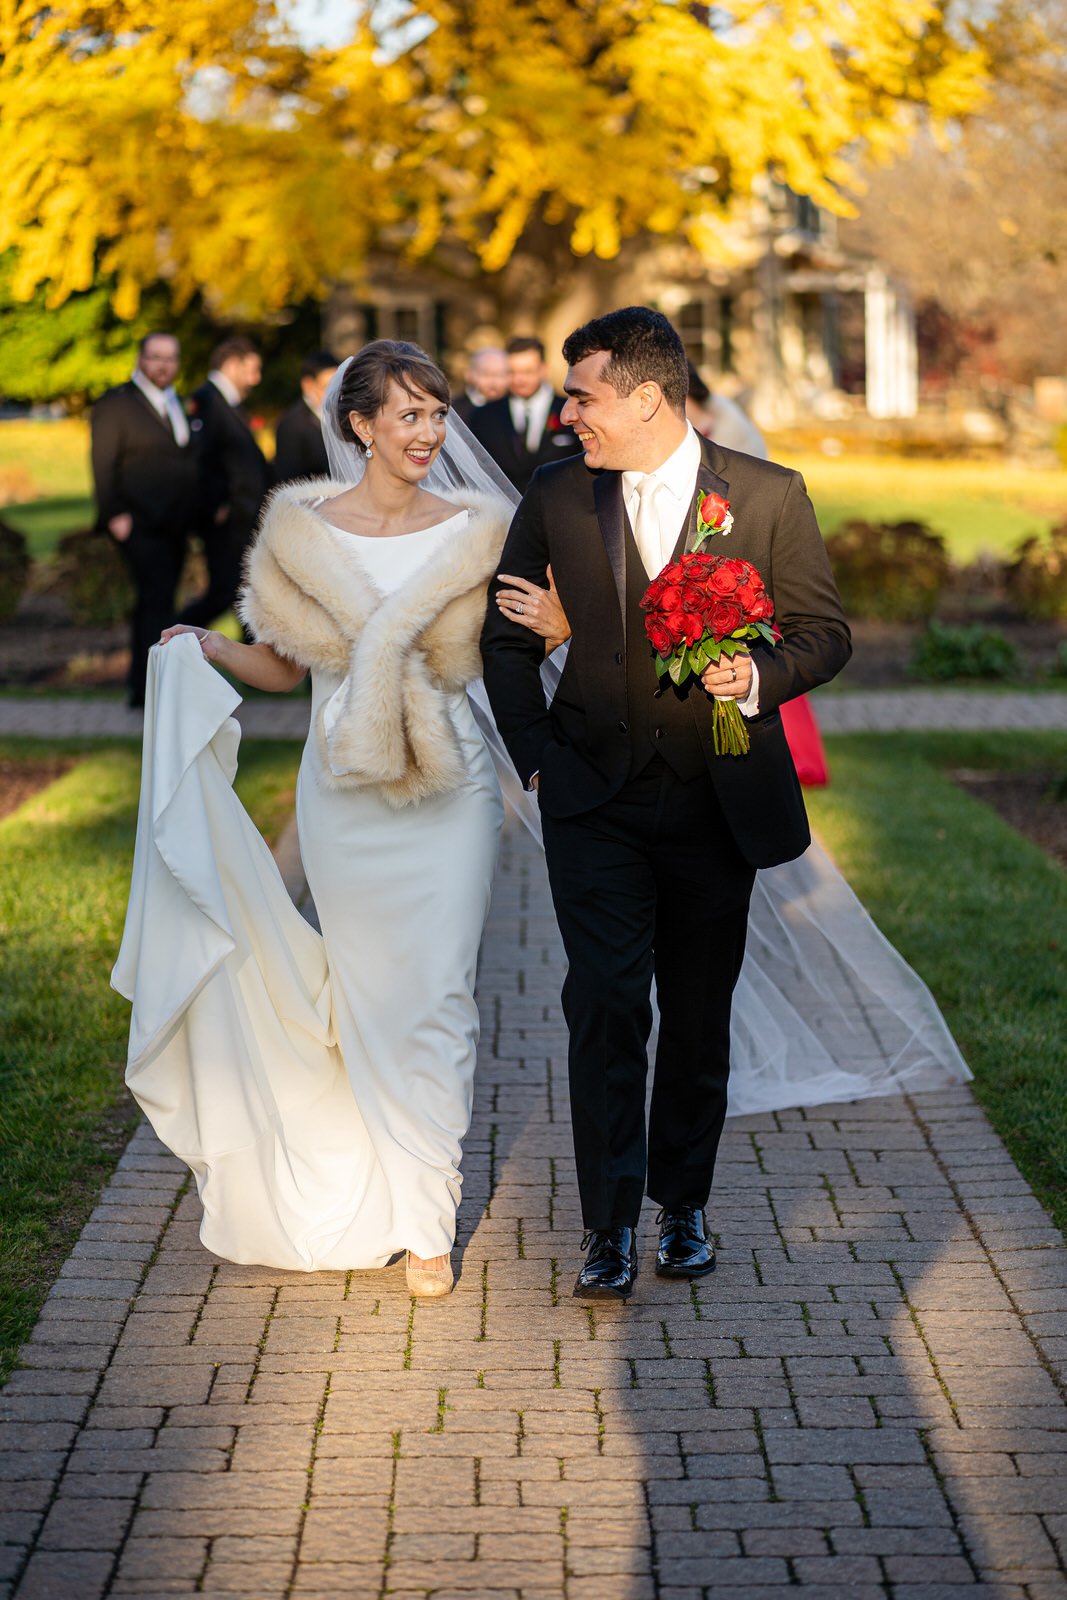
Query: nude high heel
405,1252,454,1298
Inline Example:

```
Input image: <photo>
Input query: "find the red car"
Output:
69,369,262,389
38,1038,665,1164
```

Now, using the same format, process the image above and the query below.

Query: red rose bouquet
641,552,779,756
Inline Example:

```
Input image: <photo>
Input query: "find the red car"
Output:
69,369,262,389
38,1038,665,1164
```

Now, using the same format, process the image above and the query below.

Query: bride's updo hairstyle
337,339,452,454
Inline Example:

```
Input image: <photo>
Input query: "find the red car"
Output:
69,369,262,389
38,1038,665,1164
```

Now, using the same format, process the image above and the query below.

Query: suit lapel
593,472,627,630
673,439,732,559
128,381,179,441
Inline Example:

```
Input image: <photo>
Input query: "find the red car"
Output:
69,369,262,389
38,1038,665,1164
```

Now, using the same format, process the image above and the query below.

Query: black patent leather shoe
655,1207,716,1279
573,1227,638,1300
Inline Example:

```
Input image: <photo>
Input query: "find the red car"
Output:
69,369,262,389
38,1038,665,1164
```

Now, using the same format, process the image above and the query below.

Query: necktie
631,475,663,578
163,391,190,447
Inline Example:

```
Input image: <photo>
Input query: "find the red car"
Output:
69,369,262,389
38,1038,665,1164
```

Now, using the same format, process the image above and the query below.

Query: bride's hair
336,340,452,453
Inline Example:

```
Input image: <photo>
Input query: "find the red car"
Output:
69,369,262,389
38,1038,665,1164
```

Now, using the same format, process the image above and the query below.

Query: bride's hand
159,624,222,661
496,565,571,654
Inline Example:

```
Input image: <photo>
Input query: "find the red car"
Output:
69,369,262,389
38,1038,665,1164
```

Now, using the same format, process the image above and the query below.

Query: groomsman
90,332,197,706
469,336,581,492
451,347,509,425
179,336,269,628
271,350,338,485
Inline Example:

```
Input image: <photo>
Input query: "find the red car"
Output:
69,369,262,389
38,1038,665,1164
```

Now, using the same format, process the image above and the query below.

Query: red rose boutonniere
547,412,563,432
696,490,733,541
641,552,780,756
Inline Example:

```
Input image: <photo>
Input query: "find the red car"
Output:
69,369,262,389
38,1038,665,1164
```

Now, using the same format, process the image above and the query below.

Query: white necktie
517,399,537,452
163,390,190,448
631,475,664,578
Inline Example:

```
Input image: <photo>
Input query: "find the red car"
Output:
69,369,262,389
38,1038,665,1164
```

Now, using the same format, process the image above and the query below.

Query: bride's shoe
405,1251,454,1298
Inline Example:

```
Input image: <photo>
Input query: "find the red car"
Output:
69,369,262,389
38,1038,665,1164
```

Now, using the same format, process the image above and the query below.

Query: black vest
623,521,707,783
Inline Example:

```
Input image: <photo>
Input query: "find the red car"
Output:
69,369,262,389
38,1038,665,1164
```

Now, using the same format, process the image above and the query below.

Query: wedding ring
516,602,524,615
730,667,737,682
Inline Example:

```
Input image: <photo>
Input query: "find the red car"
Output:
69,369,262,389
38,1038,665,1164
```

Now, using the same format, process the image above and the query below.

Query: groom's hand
701,654,753,699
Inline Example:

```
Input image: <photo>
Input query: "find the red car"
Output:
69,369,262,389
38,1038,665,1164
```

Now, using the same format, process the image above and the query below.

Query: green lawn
810,732,1066,1231
779,451,1065,564
2,496,96,558
0,417,94,558
0,737,302,1383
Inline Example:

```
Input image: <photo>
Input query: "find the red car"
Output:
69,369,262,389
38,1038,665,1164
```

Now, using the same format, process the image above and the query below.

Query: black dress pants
117,526,187,706
541,756,756,1230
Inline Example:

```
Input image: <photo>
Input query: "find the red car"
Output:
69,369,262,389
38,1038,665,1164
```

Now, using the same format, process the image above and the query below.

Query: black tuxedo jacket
90,382,197,536
272,398,329,485
451,392,479,426
468,393,582,493
480,437,852,868
188,381,269,537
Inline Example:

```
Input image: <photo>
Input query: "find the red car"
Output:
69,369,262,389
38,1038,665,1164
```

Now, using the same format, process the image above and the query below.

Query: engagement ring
516,603,524,615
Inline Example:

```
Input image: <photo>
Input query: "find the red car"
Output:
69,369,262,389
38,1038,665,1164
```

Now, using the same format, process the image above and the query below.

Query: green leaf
654,654,670,679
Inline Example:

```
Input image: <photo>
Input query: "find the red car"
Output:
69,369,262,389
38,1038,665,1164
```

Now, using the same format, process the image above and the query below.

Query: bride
116,339,528,1296
113,337,970,1294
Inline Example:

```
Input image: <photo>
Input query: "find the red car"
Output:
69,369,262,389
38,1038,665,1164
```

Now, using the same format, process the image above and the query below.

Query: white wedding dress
114,577,970,1273
113,517,503,1271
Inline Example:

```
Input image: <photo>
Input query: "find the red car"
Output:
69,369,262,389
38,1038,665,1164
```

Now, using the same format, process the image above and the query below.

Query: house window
674,298,734,376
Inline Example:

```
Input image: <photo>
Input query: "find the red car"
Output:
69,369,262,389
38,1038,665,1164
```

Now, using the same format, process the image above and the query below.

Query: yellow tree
0,0,990,323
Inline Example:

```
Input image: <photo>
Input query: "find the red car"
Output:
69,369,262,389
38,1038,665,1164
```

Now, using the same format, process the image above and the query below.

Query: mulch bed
0,594,127,689
952,769,1067,872
0,757,77,822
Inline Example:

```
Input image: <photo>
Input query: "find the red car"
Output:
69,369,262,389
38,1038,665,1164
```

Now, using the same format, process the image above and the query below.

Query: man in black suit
481,307,851,1300
271,350,338,485
179,336,269,628
451,347,508,426
468,336,581,492
90,332,198,706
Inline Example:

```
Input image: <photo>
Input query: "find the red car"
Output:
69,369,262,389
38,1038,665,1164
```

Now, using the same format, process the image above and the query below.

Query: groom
480,307,851,1299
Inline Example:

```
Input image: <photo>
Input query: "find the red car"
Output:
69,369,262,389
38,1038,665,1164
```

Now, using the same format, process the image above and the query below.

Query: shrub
824,519,952,621
0,515,31,622
53,528,134,627
909,620,1021,682
1004,523,1067,621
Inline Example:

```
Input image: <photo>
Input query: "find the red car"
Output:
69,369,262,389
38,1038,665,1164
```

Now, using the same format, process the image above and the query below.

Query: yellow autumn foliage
0,0,989,318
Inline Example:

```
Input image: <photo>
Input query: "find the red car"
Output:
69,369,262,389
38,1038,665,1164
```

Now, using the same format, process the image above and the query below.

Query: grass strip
779,452,1063,562
809,731,1066,1232
0,736,301,1382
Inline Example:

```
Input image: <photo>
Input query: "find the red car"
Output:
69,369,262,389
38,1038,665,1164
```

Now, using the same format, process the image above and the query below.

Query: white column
865,273,917,418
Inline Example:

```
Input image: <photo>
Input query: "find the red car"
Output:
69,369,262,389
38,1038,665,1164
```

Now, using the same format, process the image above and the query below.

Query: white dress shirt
208,369,242,408
623,424,760,716
131,368,190,447
509,383,553,452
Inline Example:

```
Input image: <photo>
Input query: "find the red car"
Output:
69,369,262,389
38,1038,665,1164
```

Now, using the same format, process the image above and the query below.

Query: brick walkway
0,687,1065,740
2,814,1066,1598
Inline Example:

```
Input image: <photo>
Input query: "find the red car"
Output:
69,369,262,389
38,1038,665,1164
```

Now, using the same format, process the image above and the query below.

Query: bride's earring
364,437,374,459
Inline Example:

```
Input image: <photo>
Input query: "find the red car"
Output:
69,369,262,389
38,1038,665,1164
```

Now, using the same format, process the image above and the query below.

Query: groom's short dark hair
562,307,688,412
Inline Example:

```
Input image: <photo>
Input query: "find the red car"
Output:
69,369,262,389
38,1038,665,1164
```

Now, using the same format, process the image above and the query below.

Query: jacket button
618,720,628,734
654,727,664,739
653,687,663,699
614,650,623,666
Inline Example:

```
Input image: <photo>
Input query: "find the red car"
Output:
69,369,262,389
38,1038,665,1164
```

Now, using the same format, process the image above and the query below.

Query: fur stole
239,479,511,807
